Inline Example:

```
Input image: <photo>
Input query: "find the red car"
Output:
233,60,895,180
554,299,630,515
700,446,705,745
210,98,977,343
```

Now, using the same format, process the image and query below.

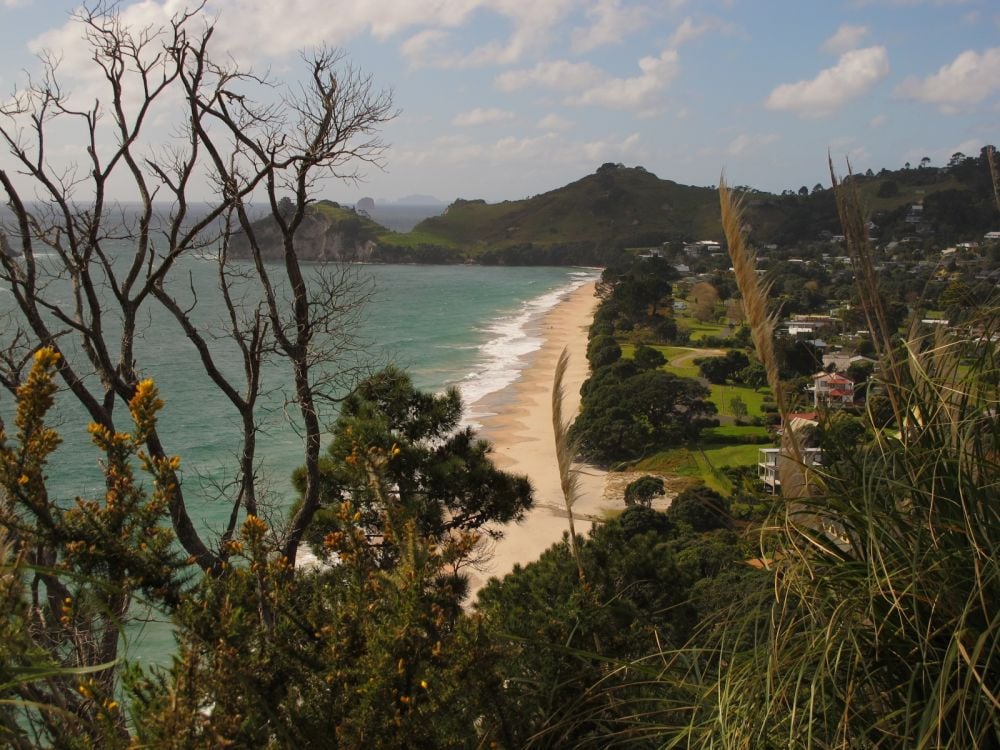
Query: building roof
813,372,853,384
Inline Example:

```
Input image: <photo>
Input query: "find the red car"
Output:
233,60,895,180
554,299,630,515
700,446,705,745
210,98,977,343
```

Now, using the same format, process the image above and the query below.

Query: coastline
466,280,613,597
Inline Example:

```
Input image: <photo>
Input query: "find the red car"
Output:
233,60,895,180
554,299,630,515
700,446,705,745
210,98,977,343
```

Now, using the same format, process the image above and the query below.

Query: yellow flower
420,679,428,690
34,347,60,368
134,378,156,400
241,514,269,539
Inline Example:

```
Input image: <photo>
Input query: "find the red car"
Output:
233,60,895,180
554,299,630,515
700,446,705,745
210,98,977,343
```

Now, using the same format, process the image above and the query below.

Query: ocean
0,258,597,663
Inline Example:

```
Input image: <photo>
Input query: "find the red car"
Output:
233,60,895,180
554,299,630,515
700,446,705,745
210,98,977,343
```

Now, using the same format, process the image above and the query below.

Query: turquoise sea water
1,259,597,663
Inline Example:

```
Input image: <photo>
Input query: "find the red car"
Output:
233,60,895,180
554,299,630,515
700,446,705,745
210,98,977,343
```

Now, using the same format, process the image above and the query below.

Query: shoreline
466,280,613,597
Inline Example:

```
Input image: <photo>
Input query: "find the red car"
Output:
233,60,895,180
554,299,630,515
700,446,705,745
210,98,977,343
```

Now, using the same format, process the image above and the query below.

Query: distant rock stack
356,197,375,217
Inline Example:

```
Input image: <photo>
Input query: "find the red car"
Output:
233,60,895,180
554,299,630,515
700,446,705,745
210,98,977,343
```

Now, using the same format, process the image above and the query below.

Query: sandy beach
466,280,615,595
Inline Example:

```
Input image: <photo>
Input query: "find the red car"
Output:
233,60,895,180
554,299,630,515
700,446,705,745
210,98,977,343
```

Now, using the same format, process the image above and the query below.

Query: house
684,240,721,254
984,231,1000,240
775,411,819,438
823,352,875,373
823,351,852,371
809,371,854,407
758,447,823,493
785,314,837,337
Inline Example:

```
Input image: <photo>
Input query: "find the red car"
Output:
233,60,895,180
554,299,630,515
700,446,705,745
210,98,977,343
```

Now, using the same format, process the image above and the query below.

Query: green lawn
679,319,728,341
619,345,769,415
709,383,767,416
621,344,701,375
703,424,770,440
620,344,721,378
631,442,762,495
700,444,762,467
614,345,769,492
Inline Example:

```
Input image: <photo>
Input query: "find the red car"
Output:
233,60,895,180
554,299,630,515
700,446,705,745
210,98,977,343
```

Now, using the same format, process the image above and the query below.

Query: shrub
623,476,666,507
666,485,731,532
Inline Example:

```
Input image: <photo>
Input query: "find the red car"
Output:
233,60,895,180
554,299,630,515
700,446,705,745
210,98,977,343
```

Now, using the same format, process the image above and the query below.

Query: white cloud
537,113,574,130
498,48,677,114
495,60,605,92
894,48,1000,112
400,29,451,61
946,139,982,160
394,131,641,168
870,113,888,127
452,107,515,126
400,0,575,68
822,24,869,55
727,133,778,156
668,16,739,47
571,0,648,53
765,46,889,117
29,0,574,73
568,48,679,113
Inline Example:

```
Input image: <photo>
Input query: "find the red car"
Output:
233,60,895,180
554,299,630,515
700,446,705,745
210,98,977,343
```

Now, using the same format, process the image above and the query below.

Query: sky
0,0,997,205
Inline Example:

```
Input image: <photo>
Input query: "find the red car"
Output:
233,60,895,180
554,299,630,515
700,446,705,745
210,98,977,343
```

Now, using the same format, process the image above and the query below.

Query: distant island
231,154,999,266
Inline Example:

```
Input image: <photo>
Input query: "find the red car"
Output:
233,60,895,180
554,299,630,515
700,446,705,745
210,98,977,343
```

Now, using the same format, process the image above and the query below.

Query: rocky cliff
229,201,383,262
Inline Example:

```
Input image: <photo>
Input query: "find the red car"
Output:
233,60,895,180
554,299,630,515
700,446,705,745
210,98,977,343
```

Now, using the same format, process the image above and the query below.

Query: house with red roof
810,371,854,408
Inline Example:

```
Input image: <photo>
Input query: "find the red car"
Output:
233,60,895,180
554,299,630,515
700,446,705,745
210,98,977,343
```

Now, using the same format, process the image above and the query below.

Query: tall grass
553,346,586,585
667,174,1000,748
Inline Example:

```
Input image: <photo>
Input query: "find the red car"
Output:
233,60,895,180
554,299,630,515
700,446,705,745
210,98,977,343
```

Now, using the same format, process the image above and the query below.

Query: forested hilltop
230,152,1000,265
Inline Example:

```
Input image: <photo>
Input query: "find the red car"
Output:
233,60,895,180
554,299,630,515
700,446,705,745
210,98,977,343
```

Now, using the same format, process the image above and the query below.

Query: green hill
412,164,722,248
232,150,998,265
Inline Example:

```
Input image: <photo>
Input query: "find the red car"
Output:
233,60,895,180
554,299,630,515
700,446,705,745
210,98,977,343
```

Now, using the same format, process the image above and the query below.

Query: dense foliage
2,7,997,743
571,360,715,463
296,367,533,568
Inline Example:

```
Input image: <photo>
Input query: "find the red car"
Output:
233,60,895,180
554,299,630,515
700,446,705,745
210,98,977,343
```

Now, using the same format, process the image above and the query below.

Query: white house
758,447,823,493
810,371,855,407
684,240,721,254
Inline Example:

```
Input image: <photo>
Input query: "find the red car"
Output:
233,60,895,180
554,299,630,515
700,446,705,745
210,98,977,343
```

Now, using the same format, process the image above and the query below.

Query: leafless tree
0,0,394,701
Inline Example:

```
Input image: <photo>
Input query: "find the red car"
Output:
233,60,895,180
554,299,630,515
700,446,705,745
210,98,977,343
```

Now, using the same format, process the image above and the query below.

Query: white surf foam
455,272,599,426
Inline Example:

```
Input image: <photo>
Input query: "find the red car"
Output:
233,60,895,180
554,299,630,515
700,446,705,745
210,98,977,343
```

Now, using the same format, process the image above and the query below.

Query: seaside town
1,1,998,747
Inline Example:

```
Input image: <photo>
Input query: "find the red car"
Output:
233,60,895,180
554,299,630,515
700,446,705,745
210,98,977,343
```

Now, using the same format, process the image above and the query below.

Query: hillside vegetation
234,151,998,265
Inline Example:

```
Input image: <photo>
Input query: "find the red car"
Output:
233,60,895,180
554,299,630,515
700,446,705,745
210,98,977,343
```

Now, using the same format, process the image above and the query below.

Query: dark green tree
587,334,622,368
633,344,666,370
697,350,750,384
738,360,768,390
572,369,715,463
667,485,731,532
624,475,666,507
476,513,694,746
297,367,532,567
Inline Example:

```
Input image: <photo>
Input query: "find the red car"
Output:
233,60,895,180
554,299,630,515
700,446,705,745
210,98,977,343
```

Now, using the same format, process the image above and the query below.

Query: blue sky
0,0,997,204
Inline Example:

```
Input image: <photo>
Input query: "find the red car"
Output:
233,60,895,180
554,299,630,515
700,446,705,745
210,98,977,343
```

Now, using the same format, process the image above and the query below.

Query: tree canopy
299,367,533,567
572,365,716,463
